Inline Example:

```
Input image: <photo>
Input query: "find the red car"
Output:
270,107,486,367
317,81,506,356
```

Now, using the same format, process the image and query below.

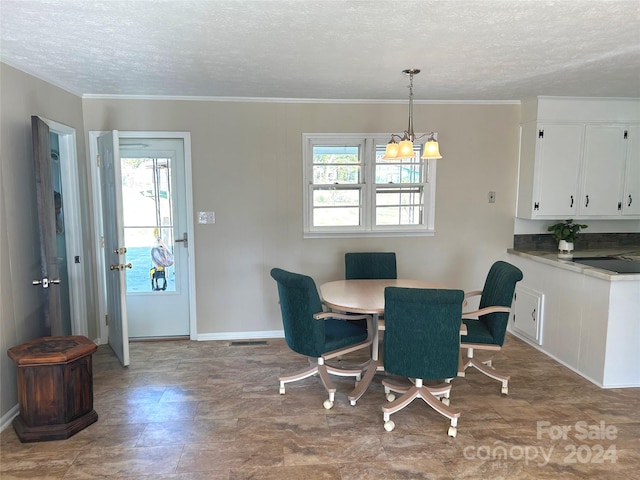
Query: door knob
114,247,127,255
32,278,61,288
110,263,133,271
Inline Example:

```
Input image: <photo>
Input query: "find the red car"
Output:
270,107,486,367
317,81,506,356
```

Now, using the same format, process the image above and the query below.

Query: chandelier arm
414,132,437,142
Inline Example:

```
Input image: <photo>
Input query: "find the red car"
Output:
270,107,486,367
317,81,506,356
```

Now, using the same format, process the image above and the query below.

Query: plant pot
558,240,574,258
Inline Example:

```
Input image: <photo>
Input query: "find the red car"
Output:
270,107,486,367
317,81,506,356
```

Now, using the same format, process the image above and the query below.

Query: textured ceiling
1,0,639,101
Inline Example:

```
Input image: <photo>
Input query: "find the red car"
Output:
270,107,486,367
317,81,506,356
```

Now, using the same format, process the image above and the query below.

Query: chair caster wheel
279,386,285,395
448,426,457,437
385,393,395,402
441,397,450,406
501,385,508,395
384,420,395,432
323,399,334,410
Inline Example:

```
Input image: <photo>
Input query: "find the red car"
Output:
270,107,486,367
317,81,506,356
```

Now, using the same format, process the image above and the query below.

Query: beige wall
0,64,97,422
82,98,522,337
0,62,522,422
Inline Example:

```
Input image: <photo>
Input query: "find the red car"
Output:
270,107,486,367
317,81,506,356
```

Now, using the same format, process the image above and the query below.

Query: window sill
303,230,435,239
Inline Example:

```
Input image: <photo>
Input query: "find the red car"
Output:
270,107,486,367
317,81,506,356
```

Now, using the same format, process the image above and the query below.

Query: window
303,134,437,237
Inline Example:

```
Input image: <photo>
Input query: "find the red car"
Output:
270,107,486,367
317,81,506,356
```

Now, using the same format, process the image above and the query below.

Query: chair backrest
270,268,326,358
345,252,397,280
478,261,524,346
383,287,464,380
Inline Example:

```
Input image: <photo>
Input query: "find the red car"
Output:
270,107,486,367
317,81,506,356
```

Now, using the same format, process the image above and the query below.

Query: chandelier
383,69,442,160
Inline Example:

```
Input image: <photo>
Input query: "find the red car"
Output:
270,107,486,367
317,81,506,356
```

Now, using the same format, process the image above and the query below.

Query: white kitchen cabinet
623,125,640,216
508,252,640,388
580,125,627,217
510,284,543,345
516,97,640,220
517,123,582,218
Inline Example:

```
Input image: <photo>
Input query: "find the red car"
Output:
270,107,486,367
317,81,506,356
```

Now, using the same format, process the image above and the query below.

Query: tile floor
1,334,639,479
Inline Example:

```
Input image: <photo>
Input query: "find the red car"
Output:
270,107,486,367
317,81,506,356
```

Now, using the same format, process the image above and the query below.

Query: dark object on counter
571,257,640,274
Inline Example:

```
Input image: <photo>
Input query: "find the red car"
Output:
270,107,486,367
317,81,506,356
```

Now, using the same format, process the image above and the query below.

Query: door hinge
101,236,105,248
538,130,544,139
105,314,109,326
624,130,628,139
97,154,102,167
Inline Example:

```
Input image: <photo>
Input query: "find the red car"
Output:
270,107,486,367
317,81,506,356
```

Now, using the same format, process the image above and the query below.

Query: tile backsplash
513,233,640,251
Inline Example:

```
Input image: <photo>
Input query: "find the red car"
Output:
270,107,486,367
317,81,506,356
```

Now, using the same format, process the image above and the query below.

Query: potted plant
547,219,588,256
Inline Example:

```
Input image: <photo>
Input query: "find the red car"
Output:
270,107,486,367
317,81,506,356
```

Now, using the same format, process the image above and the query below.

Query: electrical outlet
488,191,496,203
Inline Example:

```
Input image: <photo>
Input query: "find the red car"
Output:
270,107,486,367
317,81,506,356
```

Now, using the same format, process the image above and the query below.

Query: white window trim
303,133,437,238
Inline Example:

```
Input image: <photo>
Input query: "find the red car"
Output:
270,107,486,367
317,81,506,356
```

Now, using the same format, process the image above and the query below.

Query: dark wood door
31,116,62,336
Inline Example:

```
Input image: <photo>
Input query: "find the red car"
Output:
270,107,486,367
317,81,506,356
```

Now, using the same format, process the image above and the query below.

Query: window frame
303,133,437,238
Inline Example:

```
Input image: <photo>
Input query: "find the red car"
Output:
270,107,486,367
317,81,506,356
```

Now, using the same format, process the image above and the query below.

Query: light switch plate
198,211,215,224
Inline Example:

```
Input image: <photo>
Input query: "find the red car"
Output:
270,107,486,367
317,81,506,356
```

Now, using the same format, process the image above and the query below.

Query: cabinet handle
532,308,536,322
629,195,633,207
570,195,574,208
585,195,589,207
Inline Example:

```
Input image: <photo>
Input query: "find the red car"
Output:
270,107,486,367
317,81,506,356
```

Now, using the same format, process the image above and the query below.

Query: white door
119,137,190,337
98,131,130,366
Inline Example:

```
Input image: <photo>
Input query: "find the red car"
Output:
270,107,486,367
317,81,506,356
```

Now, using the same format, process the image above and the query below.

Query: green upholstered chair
381,287,465,437
345,252,397,333
460,261,523,395
270,268,373,409
345,252,397,280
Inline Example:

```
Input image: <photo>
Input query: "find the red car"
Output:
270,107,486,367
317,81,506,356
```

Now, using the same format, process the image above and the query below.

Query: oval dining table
319,279,467,405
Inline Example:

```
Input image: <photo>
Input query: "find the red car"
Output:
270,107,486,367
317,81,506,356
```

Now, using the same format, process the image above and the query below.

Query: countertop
507,247,640,282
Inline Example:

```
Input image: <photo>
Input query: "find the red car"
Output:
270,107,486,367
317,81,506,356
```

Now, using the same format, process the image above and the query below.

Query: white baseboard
0,404,19,433
196,330,284,342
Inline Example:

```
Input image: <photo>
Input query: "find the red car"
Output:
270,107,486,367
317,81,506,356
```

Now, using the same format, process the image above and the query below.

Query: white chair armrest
461,306,511,319
313,312,372,322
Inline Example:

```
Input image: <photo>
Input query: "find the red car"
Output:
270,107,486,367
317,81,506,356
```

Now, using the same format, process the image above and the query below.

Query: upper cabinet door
580,125,627,217
623,125,640,216
533,124,583,218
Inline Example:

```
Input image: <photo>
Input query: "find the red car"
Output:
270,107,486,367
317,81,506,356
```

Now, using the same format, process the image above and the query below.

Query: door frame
39,117,88,336
89,131,197,344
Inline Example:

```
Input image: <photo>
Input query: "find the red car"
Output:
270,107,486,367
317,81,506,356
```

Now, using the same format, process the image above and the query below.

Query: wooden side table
7,335,98,442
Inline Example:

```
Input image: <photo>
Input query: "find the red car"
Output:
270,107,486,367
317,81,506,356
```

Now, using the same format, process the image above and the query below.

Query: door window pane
121,157,176,293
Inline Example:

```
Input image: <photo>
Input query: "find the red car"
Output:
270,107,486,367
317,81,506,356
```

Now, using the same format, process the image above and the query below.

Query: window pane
376,205,423,225
312,145,361,185
121,157,174,228
314,207,360,226
375,163,422,183
313,165,360,184
313,188,360,207
124,227,176,293
376,186,423,225
376,188,423,206
313,145,359,164
374,144,424,184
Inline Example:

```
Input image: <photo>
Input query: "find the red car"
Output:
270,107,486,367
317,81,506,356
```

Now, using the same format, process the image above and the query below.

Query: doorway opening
35,117,88,337
89,131,196,353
